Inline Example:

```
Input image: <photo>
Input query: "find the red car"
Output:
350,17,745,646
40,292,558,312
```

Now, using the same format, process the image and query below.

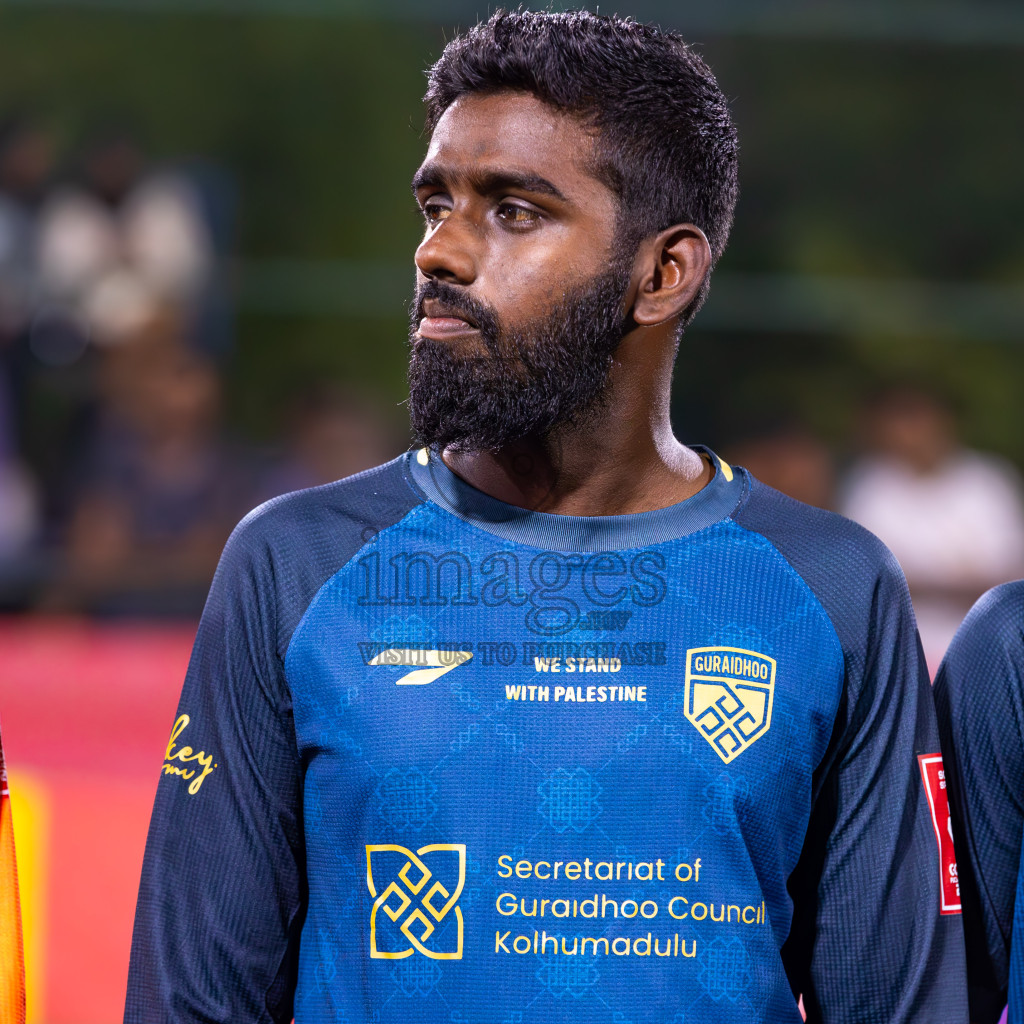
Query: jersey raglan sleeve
736,484,967,1023
124,509,305,1024
934,584,1024,1024
785,544,966,1023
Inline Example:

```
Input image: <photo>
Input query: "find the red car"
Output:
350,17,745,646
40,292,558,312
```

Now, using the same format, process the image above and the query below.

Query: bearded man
125,11,967,1023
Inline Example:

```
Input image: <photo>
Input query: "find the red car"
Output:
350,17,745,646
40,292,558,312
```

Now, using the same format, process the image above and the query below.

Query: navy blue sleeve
934,582,1024,1024
124,460,423,1023
735,478,968,1024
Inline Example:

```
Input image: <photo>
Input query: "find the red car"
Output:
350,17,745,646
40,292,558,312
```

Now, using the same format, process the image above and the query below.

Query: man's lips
417,301,480,340
417,315,479,339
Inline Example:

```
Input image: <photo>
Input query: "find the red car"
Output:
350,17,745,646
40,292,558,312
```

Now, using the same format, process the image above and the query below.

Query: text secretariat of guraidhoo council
492,852,767,960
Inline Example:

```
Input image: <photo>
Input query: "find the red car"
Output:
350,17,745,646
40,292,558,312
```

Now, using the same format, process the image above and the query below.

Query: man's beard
408,264,632,452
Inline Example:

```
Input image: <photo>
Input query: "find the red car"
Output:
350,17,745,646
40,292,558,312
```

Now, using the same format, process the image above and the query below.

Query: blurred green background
2,0,1023,457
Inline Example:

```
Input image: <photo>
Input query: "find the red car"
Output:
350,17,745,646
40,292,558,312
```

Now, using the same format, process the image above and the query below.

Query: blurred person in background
0,120,235,611
841,384,1024,674
0,116,100,539
0,113,52,344
0,114,49,601
43,306,255,617
0,380,39,607
35,125,214,350
1,122,219,550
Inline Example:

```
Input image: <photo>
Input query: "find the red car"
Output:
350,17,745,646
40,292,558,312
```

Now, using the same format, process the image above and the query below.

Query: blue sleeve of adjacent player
124,511,306,1024
935,582,1024,1024
737,482,967,1024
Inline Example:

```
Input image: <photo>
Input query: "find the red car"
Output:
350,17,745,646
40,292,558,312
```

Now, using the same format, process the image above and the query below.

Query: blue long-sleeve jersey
125,447,967,1023
935,581,1024,1023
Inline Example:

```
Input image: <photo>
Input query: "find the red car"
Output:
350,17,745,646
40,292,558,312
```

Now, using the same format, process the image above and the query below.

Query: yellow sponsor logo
684,647,775,763
366,843,466,960
161,714,218,795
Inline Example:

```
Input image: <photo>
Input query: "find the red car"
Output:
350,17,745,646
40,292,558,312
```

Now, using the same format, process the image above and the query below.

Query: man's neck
441,419,711,517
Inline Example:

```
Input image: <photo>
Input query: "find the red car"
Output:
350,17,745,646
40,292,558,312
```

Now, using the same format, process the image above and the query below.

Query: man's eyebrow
411,166,442,195
411,164,569,203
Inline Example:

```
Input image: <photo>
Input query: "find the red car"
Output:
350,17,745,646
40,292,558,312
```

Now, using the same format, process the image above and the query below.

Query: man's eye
422,201,451,224
497,203,540,226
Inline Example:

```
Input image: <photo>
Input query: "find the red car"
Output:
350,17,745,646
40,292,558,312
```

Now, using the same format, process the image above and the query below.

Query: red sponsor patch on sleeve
918,753,961,915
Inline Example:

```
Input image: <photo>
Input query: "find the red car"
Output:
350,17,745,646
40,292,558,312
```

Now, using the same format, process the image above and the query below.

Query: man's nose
414,214,478,285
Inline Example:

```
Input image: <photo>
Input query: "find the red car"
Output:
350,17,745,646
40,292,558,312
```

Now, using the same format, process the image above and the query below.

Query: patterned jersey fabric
125,447,967,1023
935,581,1024,1024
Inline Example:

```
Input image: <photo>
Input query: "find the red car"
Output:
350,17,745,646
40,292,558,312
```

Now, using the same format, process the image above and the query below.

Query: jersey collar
405,445,745,551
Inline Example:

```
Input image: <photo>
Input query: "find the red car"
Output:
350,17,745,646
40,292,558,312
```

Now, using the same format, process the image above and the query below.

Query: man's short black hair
424,8,739,326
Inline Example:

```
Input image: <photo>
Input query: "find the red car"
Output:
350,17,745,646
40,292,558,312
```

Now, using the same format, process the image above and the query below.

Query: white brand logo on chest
368,648,473,685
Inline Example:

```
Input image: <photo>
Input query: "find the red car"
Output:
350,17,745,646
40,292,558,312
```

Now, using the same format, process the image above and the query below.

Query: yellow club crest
684,647,775,763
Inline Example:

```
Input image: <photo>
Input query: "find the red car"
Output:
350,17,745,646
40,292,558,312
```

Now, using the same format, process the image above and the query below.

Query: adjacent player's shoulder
942,580,1024,680
959,579,1024,636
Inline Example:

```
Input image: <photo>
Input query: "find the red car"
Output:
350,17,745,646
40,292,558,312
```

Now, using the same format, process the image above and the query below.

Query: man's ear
630,224,712,327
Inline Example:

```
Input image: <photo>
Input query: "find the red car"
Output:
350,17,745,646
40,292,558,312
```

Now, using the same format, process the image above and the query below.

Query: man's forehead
419,91,601,187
